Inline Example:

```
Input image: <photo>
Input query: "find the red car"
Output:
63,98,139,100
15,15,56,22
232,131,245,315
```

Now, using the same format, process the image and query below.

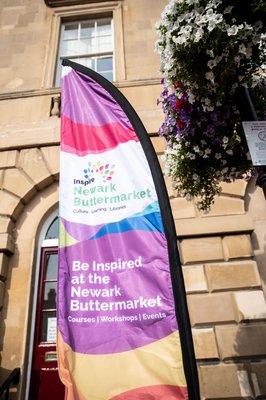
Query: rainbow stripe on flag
58,60,199,400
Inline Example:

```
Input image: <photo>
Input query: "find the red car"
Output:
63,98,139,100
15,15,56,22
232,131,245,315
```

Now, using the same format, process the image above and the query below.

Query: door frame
25,208,59,400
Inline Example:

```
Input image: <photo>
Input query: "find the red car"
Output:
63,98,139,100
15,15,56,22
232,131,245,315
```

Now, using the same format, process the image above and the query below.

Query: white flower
215,153,222,159
207,11,223,31
227,25,240,36
179,189,187,198
226,149,233,155
206,49,214,57
188,92,196,103
223,136,229,144
238,44,247,55
187,152,196,160
203,147,211,158
202,104,214,112
207,59,217,69
202,97,215,111
194,27,204,42
155,20,161,30
206,71,214,82
246,43,253,58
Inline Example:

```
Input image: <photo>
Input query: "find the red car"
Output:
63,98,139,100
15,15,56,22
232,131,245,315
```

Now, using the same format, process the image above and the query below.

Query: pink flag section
58,61,198,400
61,115,137,155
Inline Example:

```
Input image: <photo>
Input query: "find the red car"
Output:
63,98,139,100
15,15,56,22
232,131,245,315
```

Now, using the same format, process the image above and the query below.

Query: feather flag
58,59,200,400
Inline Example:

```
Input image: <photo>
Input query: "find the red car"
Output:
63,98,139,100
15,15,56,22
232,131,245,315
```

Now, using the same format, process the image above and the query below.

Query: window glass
96,57,113,80
61,39,80,56
45,253,58,280
68,57,95,70
40,311,56,342
45,217,59,240
80,22,94,38
63,24,78,40
43,283,57,310
97,20,112,36
56,17,113,86
98,36,112,53
79,37,96,55
98,57,113,72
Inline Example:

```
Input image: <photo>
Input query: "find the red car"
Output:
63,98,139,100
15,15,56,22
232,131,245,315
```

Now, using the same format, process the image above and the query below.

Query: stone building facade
0,0,266,399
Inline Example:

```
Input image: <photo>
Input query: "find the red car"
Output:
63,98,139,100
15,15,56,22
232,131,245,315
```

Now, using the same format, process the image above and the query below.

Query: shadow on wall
231,321,266,398
0,367,20,400
245,176,266,288
230,176,266,398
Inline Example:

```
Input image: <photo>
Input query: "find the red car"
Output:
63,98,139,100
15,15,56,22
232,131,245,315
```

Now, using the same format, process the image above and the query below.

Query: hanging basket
156,0,266,210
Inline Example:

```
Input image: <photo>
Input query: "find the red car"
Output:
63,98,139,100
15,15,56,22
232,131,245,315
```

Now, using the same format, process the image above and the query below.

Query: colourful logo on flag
83,162,115,183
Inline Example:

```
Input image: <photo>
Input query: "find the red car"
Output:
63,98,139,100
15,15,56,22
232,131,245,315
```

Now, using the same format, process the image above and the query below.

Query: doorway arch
25,208,65,400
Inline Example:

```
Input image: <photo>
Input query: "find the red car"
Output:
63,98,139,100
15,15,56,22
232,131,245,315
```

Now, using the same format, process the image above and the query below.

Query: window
42,2,125,88
36,214,59,343
55,17,114,85
40,250,58,342
45,216,59,240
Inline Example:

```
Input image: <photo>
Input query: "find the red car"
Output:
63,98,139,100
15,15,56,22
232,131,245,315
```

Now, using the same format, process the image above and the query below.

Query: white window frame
42,1,125,88
55,17,114,85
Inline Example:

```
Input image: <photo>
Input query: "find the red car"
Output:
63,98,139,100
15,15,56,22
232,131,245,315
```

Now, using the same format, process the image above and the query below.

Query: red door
29,248,65,400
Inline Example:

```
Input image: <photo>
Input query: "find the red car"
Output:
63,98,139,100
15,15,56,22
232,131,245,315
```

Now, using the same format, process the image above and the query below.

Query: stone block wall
0,144,59,385
152,136,266,399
